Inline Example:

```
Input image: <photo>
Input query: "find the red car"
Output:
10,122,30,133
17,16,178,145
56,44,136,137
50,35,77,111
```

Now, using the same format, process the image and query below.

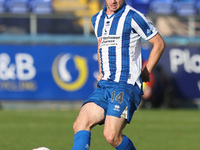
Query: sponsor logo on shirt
98,35,121,47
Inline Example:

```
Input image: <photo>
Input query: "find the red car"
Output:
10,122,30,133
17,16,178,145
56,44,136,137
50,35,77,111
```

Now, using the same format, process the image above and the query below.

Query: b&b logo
0,53,36,80
0,53,37,91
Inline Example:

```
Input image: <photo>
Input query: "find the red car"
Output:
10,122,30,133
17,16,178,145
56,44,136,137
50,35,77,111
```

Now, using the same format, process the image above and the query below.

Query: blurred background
0,0,200,110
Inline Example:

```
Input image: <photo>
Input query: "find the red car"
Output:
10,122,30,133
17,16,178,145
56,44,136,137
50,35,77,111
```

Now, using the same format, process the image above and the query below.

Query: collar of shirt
103,3,127,19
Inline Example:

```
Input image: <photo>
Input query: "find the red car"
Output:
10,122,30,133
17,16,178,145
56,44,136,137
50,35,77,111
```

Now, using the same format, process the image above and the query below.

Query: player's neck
106,10,114,16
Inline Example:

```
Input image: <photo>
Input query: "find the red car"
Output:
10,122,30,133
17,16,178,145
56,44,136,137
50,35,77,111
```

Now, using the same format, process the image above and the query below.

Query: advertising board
0,45,98,100
0,44,199,101
158,46,200,99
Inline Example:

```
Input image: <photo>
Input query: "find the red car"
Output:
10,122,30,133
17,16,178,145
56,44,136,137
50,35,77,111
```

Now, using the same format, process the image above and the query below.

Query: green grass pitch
0,109,200,150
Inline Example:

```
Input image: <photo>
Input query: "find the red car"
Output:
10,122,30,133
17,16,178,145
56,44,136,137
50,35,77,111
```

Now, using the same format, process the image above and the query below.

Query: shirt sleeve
91,12,100,38
131,11,158,41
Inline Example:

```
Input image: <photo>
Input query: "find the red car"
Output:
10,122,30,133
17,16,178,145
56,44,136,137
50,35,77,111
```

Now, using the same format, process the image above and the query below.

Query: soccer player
72,0,165,149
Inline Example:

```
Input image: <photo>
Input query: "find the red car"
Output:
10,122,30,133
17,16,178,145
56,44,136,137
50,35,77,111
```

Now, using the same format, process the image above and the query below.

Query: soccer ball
32,147,50,150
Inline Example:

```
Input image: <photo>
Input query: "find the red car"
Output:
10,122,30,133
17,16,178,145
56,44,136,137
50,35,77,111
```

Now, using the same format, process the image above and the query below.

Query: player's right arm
97,45,102,81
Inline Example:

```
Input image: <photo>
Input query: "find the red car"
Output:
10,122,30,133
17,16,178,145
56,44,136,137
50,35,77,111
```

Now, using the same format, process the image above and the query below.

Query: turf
0,109,200,150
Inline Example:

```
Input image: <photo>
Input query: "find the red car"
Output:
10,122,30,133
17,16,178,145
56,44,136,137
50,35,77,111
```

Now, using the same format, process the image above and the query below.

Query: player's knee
73,118,93,133
73,120,79,133
104,132,115,145
73,120,87,133
104,131,119,146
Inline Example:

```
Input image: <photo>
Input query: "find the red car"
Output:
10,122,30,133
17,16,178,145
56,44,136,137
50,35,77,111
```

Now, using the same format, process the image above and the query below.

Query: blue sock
72,130,91,150
115,135,136,150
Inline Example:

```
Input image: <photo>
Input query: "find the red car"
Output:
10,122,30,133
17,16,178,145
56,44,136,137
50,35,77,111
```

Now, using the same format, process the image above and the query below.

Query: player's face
105,0,125,15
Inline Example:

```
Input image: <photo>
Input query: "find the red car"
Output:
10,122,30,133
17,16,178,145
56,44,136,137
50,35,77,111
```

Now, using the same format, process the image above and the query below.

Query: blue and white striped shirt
92,3,158,88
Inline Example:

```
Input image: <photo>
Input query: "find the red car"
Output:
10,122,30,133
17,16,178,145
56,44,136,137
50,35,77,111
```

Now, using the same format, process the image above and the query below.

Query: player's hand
97,73,102,81
141,66,150,82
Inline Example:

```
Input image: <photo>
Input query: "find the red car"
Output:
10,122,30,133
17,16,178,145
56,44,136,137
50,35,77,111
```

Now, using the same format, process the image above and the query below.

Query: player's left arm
142,33,165,82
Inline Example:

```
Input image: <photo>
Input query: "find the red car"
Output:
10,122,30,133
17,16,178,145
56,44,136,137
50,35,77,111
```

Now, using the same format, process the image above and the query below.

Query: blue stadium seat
173,0,196,16
127,0,150,14
29,0,52,14
0,0,6,13
196,0,200,14
150,0,174,15
6,0,30,14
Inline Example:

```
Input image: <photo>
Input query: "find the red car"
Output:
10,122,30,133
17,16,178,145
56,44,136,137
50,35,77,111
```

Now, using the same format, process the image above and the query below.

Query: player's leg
72,102,104,150
72,81,108,150
103,115,136,150
102,81,142,150
73,102,104,132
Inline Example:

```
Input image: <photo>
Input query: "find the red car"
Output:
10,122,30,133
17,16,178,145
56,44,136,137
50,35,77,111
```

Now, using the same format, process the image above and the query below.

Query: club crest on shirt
106,21,110,26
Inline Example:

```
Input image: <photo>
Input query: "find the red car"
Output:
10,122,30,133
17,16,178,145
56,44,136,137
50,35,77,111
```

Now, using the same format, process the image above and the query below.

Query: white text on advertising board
0,53,37,91
169,48,200,74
